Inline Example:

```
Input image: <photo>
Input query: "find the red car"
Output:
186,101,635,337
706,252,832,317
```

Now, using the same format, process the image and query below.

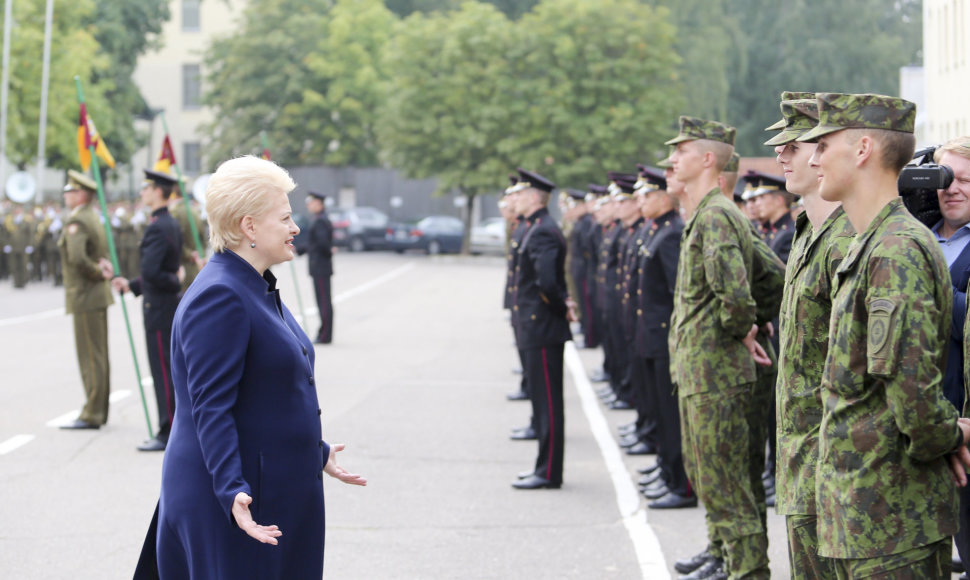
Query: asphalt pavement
0,250,799,579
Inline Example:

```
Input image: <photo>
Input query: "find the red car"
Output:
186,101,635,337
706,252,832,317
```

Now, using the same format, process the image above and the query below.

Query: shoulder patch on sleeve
868,298,896,355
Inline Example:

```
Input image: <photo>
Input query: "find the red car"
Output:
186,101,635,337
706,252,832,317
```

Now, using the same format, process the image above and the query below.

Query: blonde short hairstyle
936,136,970,163
205,156,296,253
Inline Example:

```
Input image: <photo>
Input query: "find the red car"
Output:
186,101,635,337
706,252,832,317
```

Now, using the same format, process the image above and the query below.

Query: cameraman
932,136,970,573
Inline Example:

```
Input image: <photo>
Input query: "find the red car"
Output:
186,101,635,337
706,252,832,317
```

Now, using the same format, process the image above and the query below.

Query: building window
182,0,200,32
182,64,202,110
183,142,202,174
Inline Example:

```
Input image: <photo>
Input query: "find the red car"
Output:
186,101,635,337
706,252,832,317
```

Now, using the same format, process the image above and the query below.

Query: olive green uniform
59,203,114,426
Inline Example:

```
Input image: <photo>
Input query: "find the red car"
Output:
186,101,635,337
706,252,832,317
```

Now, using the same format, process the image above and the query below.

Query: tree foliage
722,0,924,155
0,0,167,172
377,2,516,195
287,0,396,166
201,0,334,167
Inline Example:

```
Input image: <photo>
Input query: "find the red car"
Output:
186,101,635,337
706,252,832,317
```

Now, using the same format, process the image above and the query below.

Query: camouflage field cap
723,152,740,173
797,93,916,142
65,169,97,192
765,91,816,130
664,116,736,146
657,150,674,169
764,99,820,146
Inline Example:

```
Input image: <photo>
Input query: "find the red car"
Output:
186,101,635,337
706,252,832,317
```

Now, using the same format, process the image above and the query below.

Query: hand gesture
742,324,772,367
324,443,367,486
111,277,130,294
98,258,114,280
231,492,283,545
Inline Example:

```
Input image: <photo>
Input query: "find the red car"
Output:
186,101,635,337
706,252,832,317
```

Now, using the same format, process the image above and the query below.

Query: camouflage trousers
787,514,838,580
831,537,950,579
681,384,769,579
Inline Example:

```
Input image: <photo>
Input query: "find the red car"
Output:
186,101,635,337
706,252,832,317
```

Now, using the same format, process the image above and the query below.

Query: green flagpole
262,131,308,331
159,111,205,259
73,76,153,438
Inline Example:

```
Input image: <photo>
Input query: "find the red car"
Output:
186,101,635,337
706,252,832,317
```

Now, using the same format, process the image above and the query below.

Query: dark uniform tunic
511,207,572,483
129,207,182,442
299,209,334,343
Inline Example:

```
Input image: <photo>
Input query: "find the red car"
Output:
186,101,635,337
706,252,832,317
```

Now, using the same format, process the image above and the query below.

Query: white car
469,217,507,255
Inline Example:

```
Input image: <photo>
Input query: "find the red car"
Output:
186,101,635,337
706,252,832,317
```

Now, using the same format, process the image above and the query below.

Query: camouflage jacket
775,207,854,516
817,198,961,558
670,188,757,394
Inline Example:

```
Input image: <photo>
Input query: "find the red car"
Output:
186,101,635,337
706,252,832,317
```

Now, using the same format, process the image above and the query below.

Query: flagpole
262,131,307,330
35,0,54,204
158,112,205,259
74,76,154,438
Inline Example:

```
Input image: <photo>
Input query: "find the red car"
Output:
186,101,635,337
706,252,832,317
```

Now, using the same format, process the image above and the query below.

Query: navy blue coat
157,250,330,579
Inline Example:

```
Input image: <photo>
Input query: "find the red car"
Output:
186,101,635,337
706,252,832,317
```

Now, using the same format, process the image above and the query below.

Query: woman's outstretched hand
324,443,367,486
231,492,283,545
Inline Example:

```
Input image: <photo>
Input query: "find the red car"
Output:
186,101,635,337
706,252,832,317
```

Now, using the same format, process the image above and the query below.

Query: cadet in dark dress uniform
508,168,573,489
112,169,183,451
297,190,335,344
59,170,114,430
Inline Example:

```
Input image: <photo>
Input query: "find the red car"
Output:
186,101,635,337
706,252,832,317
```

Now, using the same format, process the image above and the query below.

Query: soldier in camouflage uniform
799,93,970,578
667,116,773,579
765,95,853,579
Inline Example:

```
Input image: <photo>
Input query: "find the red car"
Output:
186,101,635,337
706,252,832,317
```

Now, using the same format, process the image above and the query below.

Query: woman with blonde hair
140,155,365,579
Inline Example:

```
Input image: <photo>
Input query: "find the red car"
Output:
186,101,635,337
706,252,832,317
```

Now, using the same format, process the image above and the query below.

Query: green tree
282,0,396,166
724,0,923,156
385,0,538,18
378,2,516,246
0,0,111,170
508,0,684,187
202,0,333,167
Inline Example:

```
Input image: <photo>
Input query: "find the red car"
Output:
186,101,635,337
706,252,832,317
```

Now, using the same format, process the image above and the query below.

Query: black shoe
954,557,965,573
609,399,634,410
510,427,537,440
137,437,166,452
638,471,664,487
506,390,529,401
517,470,535,479
626,441,656,455
643,484,670,500
679,558,724,580
512,367,523,375
512,475,561,490
60,419,100,430
601,394,618,405
589,369,610,383
637,463,661,476
618,422,637,435
674,549,713,574
648,492,698,509
618,434,640,448
313,338,331,345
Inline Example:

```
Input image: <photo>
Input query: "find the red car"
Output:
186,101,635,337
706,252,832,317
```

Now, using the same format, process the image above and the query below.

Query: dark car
385,215,464,255
331,207,390,252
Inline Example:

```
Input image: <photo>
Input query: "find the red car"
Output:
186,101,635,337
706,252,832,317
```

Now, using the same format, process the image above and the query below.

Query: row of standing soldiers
501,91,969,580
0,199,178,288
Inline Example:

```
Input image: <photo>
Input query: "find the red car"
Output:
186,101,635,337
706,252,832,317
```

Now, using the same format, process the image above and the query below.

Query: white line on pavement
0,307,65,327
0,434,36,455
564,341,670,580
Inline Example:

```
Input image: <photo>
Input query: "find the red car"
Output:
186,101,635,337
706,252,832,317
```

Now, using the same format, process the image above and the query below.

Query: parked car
385,215,464,254
331,207,390,252
469,217,507,255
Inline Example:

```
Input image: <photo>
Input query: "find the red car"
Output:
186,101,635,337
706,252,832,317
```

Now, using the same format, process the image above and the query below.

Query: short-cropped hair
698,140,735,172
205,156,296,253
844,128,916,174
